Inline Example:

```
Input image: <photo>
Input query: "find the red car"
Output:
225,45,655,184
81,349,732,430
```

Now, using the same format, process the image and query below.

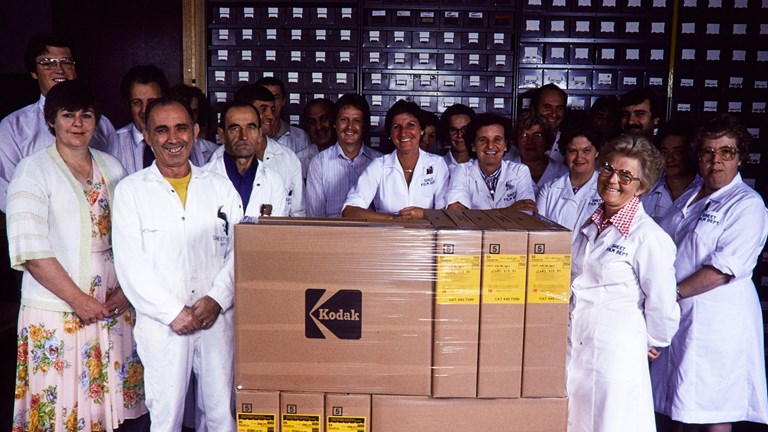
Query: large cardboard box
235,390,280,432
463,210,527,398
490,211,571,398
371,395,567,432
235,223,435,395
281,392,324,432
324,394,370,432
432,221,482,398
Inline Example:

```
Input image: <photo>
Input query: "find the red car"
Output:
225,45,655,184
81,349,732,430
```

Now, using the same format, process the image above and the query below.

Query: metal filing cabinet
207,3,358,125
360,3,517,152
516,0,673,115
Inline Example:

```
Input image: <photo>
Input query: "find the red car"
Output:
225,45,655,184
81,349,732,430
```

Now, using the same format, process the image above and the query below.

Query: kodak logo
317,308,360,321
305,289,362,340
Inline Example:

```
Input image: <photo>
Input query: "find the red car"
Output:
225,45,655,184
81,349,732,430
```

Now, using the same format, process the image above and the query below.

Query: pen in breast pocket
217,206,229,235
703,201,711,212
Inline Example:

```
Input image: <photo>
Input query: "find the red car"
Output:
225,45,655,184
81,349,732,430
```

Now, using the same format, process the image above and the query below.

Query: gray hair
598,133,663,194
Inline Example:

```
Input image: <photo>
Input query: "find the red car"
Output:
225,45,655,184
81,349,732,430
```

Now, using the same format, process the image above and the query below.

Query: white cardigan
6,145,126,312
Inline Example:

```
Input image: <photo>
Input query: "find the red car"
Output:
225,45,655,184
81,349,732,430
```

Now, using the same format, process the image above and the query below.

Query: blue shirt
223,152,258,211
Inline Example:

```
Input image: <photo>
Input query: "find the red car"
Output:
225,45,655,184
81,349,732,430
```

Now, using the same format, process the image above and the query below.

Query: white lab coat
640,174,703,222
112,163,243,432
210,139,304,216
204,149,288,218
652,173,768,424
445,159,535,209
568,202,680,432
537,171,602,236
510,154,569,196
344,149,449,214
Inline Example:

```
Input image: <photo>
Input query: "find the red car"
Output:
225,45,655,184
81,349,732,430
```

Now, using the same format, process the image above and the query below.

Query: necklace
64,157,93,186
404,168,414,173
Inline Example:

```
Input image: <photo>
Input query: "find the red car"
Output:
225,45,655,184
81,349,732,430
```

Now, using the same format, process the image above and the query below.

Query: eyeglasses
448,126,466,136
598,162,641,186
519,132,544,143
699,146,738,162
36,58,76,70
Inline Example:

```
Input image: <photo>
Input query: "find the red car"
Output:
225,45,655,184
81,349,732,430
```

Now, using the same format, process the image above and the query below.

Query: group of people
2,32,767,432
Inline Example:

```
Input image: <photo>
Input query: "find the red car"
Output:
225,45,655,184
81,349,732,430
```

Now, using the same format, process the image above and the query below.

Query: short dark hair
302,98,337,128
119,64,170,104
693,113,752,162
172,84,211,128
557,125,604,155
235,83,275,104
25,33,73,74
385,99,422,134
656,120,693,146
515,110,555,147
419,110,440,131
218,100,261,130
619,87,662,121
656,120,697,175
531,84,567,109
464,113,513,159
255,76,286,99
43,80,100,135
144,97,195,131
439,104,476,144
335,93,371,133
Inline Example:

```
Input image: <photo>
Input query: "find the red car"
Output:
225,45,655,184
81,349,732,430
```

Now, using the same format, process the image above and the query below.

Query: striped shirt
305,142,383,217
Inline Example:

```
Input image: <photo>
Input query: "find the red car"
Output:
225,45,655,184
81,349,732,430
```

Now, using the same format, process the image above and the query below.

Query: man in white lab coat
112,97,242,432
234,84,305,216
204,100,287,218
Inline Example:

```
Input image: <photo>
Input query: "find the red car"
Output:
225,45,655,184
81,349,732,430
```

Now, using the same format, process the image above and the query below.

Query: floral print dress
12,162,147,432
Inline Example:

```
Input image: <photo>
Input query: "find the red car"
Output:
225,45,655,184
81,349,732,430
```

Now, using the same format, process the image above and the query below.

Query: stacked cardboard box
233,211,571,432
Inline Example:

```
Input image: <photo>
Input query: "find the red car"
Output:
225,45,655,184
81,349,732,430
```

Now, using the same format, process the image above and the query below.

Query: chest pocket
140,226,169,267
596,240,637,287
691,209,725,250
418,174,437,198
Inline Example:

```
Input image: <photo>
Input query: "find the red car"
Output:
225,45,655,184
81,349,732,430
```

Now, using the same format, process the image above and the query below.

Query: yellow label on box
482,254,527,304
328,415,366,432
237,413,276,432
527,253,571,303
436,254,481,305
283,414,321,432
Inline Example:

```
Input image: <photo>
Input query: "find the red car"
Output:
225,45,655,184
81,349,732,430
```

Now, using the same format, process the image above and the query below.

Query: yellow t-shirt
165,172,192,208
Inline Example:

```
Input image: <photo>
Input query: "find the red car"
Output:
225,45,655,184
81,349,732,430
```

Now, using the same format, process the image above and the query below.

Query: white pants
134,310,235,432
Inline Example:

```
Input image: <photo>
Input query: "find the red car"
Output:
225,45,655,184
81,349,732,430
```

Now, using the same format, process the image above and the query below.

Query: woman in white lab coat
342,100,449,220
507,111,568,195
653,114,768,432
445,112,536,212
568,134,680,432
537,125,603,235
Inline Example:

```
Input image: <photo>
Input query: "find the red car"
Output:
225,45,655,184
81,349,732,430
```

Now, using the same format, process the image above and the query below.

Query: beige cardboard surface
281,392,324,432
371,395,567,432
235,390,280,432
490,211,571,398
432,229,482,398
235,224,435,395
465,210,527,398
324,394,370,432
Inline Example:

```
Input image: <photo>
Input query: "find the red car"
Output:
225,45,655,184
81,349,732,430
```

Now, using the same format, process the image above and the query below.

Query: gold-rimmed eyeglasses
699,146,738,162
36,58,76,70
598,162,641,186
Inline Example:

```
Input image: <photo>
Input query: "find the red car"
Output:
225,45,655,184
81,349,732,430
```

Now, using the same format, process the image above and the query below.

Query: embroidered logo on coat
605,243,629,257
